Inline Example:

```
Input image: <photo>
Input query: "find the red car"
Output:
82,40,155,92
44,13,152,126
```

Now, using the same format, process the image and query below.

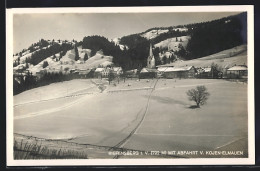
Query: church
147,43,155,69
139,43,157,78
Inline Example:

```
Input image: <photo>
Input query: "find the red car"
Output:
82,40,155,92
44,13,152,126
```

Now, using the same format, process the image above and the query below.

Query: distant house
157,67,171,78
94,68,104,78
163,66,196,79
101,68,111,78
139,68,157,79
112,67,123,76
227,65,248,79
35,69,47,79
196,67,213,78
125,69,138,78
78,69,90,78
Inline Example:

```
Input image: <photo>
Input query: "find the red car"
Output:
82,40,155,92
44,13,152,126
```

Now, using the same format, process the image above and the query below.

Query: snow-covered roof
112,67,122,72
95,68,104,72
227,65,247,71
157,67,169,72
203,67,212,72
164,66,194,72
140,68,157,73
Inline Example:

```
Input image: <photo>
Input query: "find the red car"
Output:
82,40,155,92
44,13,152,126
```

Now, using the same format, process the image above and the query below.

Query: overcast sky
13,12,240,53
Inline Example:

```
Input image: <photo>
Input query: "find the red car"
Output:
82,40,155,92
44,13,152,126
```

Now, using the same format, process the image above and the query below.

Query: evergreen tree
74,45,79,61
162,56,167,64
59,52,62,60
13,60,17,67
170,54,176,62
84,53,88,62
43,61,48,68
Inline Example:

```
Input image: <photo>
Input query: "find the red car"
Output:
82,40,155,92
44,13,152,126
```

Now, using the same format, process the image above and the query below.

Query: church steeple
147,43,155,69
149,43,153,57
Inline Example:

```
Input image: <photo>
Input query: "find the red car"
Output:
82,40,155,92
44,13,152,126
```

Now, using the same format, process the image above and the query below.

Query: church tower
147,43,155,69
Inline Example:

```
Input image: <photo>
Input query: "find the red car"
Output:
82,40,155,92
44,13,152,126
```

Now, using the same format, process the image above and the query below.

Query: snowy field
14,79,97,105
13,78,248,158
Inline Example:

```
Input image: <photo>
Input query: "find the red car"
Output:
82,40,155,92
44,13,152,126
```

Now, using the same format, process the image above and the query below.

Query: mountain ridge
13,12,247,74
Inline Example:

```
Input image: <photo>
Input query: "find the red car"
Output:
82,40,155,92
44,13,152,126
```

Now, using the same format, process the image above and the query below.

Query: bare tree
187,85,210,108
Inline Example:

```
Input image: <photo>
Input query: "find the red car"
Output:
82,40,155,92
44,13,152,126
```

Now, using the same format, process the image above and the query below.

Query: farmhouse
157,67,170,78
125,69,138,78
139,68,157,79
94,68,104,78
163,66,196,79
227,65,247,79
196,67,213,78
78,69,90,78
101,68,111,78
35,69,47,79
112,67,123,76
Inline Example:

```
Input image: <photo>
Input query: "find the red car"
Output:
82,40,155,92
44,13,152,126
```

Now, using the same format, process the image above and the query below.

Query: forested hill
119,12,247,60
13,12,247,71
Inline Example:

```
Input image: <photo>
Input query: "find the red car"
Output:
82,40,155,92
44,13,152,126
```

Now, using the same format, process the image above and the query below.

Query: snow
227,65,247,71
159,45,247,69
95,68,104,72
141,29,169,39
164,66,193,72
155,36,190,52
22,50,30,56
13,79,247,158
140,68,149,73
141,27,188,40
172,27,188,32
225,20,231,23
157,67,169,72
203,67,212,72
26,47,113,75
111,37,128,50
13,79,96,105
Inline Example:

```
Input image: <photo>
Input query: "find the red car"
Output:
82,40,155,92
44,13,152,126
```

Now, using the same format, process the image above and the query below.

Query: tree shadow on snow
188,105,200,109
147,95,188,106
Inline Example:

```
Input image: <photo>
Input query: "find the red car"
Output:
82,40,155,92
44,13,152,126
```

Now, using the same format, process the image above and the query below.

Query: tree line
27,42,74,65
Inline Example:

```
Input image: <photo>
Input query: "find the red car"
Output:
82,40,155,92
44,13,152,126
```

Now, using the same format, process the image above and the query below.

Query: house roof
140,68,157,73
112,67,122,72
227,65,247,71
157,67,169,72
164,66,194,72
95,68,104,72
203,67,212,72
79,70,90,75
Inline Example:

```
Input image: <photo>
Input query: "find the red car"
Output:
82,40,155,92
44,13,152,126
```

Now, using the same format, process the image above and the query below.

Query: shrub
42,61,48,68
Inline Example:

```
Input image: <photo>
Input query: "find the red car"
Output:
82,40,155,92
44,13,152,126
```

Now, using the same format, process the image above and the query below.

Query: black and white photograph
6,6,254,165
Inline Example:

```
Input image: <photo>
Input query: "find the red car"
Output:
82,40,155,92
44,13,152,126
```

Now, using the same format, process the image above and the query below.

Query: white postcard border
6,5,255,166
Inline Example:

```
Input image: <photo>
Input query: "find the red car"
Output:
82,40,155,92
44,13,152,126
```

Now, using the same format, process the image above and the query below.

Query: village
14,43,248,88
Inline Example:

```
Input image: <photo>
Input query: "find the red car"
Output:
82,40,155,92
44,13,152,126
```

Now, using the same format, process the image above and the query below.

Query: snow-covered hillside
111,38,128,50
27,46,113,75
155,36,190,51
141,29,169,39
13,38,114,76
160,45,247,69
141,27,188,40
